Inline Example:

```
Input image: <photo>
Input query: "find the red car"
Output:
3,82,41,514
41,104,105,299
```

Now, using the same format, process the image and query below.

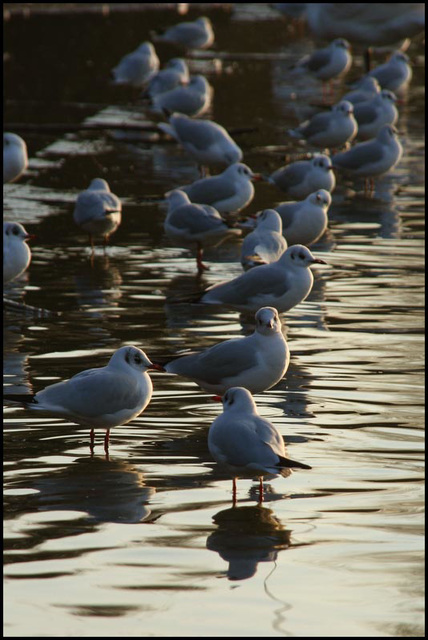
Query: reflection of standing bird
3,222,33,284
3,132,28,183
208,387,311,502
73,179,122,257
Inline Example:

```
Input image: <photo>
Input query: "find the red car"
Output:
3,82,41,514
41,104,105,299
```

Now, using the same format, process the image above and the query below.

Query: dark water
4,4,425,637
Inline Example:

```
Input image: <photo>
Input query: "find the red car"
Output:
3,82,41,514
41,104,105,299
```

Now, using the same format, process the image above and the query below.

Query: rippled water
3,4,425,637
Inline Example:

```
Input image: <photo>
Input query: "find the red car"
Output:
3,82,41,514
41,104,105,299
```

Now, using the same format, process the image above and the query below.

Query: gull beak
150,362,166,372
25,233,37,241
311,258,327,265
211,395,223,402
250,173,264,182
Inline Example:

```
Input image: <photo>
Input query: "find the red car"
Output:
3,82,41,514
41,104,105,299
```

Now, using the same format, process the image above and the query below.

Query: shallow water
3,4,425,638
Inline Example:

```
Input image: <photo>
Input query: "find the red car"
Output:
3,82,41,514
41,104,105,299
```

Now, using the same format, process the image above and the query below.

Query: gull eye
299,252,306,260
134,353,142,365
12,226,20,236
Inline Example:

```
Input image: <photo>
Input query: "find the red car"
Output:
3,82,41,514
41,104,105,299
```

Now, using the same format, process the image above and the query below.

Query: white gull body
152,16,214,50
342,76,381,105
5,346,160,452
208,387,311,499
164,190,241,272
179,163,261,213
3,222,32,284
151,75,212,117
353,90,398,140
73,178,122,244
159,113,243,167
332,124,403,178
275,189,331,246
293,38,352,81
112,42,160,87
240,209,288,271
3,132,28,183
164,307,290,395
367,51,412,93
289,100,357,149
143,58,189,99
201,244,326,314
270,154,336,199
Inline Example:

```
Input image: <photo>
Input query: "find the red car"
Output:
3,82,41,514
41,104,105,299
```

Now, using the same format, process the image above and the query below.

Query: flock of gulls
3,3,424,503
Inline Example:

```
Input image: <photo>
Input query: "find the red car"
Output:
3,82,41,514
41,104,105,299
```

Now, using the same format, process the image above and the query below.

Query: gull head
255,307,282,335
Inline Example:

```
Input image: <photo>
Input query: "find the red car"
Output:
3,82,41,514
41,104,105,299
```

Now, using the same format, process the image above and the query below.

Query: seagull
240,210,288,271
200,244,327,314
112,42,160,88
3,132,28,183
269,154,336,199
150,75,212,118
73,178,122,256
3,222,33,284
332,124,403,187
3,346,162,454
163,307,290,394
366,51,412,93
208,387,311,503
142,57,190,99
288,100,358,149
342,76,381,105
353,89,398,140
292,38,352,82
164,190,242,273
152,16,214,50
158,113,243,170
274,189,331,246
178,163,263,214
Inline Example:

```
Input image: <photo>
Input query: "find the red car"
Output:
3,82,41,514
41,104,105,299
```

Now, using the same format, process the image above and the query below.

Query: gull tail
3,393,37,406
278,455,312,470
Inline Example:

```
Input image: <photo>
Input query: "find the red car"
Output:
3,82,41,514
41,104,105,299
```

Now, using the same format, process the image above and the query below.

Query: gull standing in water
275,189,332,246
73,178,122,258
199,244,327,314
152,16,214,50
3,222,33,284
3,346,162,454
112,42,160,88
288,100,358,149
164,190,241,273
208,387,311,503
162,307,290,395
240,209,287,271
3,132,28,183
269,154,336,199
178,163,263,214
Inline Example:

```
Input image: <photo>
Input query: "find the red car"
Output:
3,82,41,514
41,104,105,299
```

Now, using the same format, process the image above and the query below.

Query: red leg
196,244,209,273
104,429,110,455
90,428,95,455
259,477,264,503
232,477,237,506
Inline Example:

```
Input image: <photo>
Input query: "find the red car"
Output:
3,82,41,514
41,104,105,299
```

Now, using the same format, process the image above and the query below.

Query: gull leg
196,244,209,274
90,428,95,456
104,429,110,455
232,477,237,506
259,477,264,503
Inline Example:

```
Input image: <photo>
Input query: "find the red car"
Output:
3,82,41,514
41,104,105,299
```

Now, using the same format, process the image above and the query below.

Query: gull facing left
208,387,311,503
3,222,33,284
4,346,161,453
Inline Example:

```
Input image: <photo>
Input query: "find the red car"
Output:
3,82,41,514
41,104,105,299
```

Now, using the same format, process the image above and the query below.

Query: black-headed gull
150,75,212,118
240,210,287,271
288,100,357,149
152,16,214,50
158,113,243,169
269,154,336,199
178,163,262,214
292,38,352,82
163,307,290,394
208,387,311,502
353,89,398,140
112,42,160,88
332,124,403,182
200,244,326,314
342,76,381,105
4,346,162,453
73,178,122,254
275,189,331,246
3,222,33,284
366,51,412,93
164,189,242,273
3,132,28,183
142,57,190,99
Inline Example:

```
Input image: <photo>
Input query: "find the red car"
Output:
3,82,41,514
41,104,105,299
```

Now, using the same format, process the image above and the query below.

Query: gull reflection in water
73,256,123,315
206,504,292,581
33,456,154,524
